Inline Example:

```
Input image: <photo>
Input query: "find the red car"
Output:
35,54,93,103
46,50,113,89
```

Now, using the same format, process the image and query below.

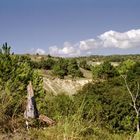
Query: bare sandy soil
43,78,92,95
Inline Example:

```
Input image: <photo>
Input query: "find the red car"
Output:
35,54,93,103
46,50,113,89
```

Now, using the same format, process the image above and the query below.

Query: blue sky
0,0,140,56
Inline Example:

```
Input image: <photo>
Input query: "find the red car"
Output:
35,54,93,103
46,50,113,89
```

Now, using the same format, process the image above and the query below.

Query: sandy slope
43,78,92,95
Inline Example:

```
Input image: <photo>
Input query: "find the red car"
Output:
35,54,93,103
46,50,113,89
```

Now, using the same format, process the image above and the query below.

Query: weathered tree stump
24,81,55,130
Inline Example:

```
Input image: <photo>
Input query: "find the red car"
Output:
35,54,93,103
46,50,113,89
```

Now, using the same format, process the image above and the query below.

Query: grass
0,118,138,140
0,94,139,140
0,87,140,140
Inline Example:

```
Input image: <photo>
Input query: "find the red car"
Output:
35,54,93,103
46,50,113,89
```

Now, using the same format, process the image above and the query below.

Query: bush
79,60,90,70
52,58,68,78
92,61,118,79
40,58,55,70
45,94,75,119
68,59,83,78
74,77,136,132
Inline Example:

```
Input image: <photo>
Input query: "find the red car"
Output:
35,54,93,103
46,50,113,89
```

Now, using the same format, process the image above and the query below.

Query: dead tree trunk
24,81,55,130
24,81,39,119
24,81,39,130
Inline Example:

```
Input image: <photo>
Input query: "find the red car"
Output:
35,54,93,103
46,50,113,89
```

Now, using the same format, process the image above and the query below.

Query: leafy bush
79,60,90,70
45,94,75,119
92,61,118,79
74,77,136,132
52,58,68,78
118,59,136,75
67,59,83,78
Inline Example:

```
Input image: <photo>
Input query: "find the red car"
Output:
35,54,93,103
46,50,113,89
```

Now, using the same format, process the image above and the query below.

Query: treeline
28,53,140,80
77,54,140,62
91,59,140,80
31,57,83,79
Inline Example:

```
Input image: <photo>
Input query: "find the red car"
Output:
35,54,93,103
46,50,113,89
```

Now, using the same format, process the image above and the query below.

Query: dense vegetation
1,43,140,139
0,43,45,132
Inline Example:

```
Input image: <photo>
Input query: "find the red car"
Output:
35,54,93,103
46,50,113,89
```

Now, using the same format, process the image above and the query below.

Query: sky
0,0,140,56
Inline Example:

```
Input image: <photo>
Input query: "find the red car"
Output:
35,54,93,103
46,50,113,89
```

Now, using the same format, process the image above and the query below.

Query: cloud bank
49,29,140,57
35,48,46,55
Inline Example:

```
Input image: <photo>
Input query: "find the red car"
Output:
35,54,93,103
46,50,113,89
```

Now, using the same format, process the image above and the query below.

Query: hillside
43,78,92,95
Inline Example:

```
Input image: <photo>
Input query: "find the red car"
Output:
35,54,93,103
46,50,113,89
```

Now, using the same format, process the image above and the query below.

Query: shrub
68,59,83,78
52,58,68,78
92,61,118,79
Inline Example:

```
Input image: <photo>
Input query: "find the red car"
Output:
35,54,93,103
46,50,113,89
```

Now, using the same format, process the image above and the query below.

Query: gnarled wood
24,81,39,119
24,81,55,130
39,114,55,126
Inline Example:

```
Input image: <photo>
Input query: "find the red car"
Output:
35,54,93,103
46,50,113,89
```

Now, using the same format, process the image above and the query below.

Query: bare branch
122,75,135,104
122,75,139,114
122,75,140,132
138,107,140,112
129,103,133,107
135,82,140,102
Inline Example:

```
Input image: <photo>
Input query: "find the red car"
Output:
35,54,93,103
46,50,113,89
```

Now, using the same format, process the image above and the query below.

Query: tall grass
0,92,139,140
0,90,25,133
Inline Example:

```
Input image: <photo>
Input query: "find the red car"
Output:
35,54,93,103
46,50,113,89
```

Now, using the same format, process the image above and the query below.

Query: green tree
0,46,45,130
79,60,90,70
75,77,135,132
1,42,11,55
40,58,55,70
68,59,83,78
118,59,136,75
92,61,118,79
92,65,102,79
53,58,68,78
126,62,140,82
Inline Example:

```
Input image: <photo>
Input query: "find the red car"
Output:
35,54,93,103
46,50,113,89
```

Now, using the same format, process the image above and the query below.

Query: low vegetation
1,43,140,139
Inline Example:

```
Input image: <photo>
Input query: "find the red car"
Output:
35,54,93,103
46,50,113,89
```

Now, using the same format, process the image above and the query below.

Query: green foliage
1,44,140,138
45,94,75,119
0,45,45,132
30,58,55,70
68,59,83,78
118,59,136,75
0,42,11,55
0,90,25,133
0,54,33,93
31,58,83,78
77,54,140,63
74,77,137,133
32,70,46,114
79,60,90,70
126,62,140,82
39,58,56,70
92,64,103,79
92,61,118,79
52,58,68,78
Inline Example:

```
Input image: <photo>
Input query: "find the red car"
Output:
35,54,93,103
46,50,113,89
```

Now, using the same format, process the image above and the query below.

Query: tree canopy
92,61,118,79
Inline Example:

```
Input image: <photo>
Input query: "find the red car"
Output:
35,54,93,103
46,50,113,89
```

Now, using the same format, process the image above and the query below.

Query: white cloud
60,42,76,55
49,46,59,55
35,48,46,55
49,29,140,57
49,42,80,57
98,29,140,49
79,39,99,51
